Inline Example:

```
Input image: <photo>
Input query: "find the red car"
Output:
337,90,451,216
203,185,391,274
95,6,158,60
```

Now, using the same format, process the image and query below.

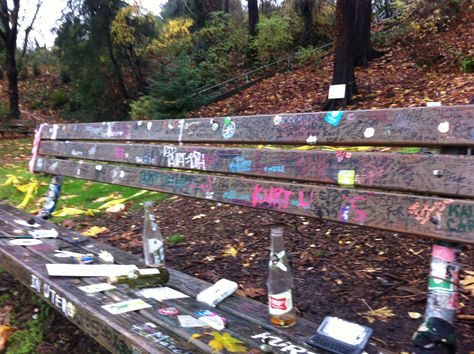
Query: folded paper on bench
46,264,138,277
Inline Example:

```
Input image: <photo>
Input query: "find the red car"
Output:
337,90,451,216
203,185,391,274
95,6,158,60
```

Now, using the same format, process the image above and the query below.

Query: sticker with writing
324,111,344,127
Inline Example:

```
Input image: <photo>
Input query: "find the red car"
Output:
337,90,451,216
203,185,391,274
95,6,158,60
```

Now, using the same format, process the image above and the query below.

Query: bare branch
21,0,42,57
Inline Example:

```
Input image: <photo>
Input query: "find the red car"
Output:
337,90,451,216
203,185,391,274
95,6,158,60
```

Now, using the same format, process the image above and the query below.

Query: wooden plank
0,204,385,354
39,141,474,198
34,158,474,244
39,105,474,146
0,206,325,354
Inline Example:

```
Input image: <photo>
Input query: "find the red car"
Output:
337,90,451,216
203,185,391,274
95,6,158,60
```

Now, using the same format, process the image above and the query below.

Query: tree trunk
248,0,259,37
224,0,230,13
0,0,20,119
322,0,356,111
353,0,384,67
297,0,316,47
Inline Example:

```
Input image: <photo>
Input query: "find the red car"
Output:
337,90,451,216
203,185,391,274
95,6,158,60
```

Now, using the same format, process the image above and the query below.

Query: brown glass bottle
267,226,297,327
107,267,169,289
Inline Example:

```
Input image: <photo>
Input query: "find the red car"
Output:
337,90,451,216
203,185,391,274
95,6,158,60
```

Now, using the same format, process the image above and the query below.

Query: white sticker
51,124,59,140
273,115,283,125
95,165,103,171
137,121,143,127
79,283,116,294
438,121,450,133
364,127,375,138
426,102,442,107
147,122,153,130
9,239,43,246
102,299,151,315
14,219,40,228
328,84,346,99
306,135,318,144
177,315,206,328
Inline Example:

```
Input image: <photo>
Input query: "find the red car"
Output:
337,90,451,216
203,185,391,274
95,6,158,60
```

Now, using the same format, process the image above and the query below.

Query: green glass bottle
107,267,169,289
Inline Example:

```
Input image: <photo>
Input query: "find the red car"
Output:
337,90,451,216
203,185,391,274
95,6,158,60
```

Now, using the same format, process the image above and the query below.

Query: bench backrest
32,105,474,244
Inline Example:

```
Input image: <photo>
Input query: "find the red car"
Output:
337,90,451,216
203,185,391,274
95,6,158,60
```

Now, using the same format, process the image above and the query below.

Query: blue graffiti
229,156,252,173
264,165,285,173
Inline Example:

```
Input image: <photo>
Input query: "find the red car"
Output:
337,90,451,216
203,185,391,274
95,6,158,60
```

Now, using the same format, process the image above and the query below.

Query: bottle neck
270,234,285,254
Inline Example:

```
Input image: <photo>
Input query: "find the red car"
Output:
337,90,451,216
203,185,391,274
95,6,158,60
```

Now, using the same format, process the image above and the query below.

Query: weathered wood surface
34,158,474,244
2,204,387,354
39,141,474,197
0,211,202,354
39,105,474,146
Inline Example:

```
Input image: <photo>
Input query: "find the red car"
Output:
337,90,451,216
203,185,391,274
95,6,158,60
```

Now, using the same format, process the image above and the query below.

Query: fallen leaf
223,247,238,257
361,306,396,323
191,333,201,339
105,203,125,213
1,175,21,186
0,325,13,351
460,274,474,297
192,214,207,220
94,192,122,203
236,287,266,298
82,226,109,237
408,312,422,319
209,331,247,353
204,255,216,262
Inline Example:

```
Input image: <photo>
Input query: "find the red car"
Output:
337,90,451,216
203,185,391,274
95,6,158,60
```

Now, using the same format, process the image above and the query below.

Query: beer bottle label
268,290,293,315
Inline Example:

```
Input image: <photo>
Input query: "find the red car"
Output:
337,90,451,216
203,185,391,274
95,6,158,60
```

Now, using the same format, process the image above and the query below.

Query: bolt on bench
1,104,473,353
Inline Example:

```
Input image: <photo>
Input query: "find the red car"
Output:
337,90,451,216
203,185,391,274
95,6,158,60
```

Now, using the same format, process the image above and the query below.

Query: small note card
328,84,346,99
79,283,116,294
102,299,152,315
46,264,138,277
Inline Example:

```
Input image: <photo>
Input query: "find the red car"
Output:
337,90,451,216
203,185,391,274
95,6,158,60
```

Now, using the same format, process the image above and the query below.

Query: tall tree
0,0,20,119
248,0,259,37
295,0,316,47
322,0,356,110
353,0,384,67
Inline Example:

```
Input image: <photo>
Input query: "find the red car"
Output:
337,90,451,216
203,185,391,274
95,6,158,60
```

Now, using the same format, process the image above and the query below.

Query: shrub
252,15,293,64
295,46,323,66
32,62,41,77
460,56,474,73
50,89,69,108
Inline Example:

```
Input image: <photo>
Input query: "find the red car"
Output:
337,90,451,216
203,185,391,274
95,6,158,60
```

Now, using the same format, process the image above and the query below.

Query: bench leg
412,240,459,353
37,175,63,219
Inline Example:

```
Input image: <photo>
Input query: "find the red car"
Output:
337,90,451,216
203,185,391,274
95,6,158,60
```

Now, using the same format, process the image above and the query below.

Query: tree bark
248,0,259,37
296,0,316,47
0,0,20,119
322,0,356,111
224,0,230,13
353,0,384,67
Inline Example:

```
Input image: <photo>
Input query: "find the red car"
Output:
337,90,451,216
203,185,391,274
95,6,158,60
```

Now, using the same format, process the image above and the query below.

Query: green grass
0,139,168,223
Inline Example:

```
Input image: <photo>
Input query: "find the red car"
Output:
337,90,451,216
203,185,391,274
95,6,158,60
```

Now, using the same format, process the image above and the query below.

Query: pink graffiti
335,151,352,163
341,195,367,223
189,177,212,194
114,147,125,159
251,184,294,210
297,191,314,209
407,200,454,225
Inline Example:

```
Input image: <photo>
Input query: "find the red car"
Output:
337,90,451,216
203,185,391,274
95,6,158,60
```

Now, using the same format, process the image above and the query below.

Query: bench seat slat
39,106,474,146
0,204,381,354
0,242,198,354
34,158,474,244
39,141,474,198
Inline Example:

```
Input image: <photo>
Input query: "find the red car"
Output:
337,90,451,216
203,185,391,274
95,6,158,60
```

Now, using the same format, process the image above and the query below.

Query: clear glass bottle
143,201,165,267
107,268,169,289
267,226,297,328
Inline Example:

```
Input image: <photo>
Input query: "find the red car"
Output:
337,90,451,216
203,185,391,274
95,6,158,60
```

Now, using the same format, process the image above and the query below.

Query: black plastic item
305,316,372,354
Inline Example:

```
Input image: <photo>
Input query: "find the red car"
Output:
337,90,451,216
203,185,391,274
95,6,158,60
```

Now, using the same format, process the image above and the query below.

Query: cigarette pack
196,279,238,307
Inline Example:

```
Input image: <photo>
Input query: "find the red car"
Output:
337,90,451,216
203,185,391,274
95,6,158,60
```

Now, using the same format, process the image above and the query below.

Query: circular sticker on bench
9,239,43,246
158,307,179,316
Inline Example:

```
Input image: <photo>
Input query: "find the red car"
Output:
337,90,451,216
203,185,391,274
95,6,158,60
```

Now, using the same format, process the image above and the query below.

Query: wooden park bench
0,120,35,138
0,104,473,353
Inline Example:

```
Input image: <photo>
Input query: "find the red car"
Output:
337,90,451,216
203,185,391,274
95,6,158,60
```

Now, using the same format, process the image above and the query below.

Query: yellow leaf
460,275,474,297
223,247,238,257
0,325,13,351
191,333,201,339
17,178,39,209
94,192,122,203
408,312,422,319
204,255,216,262
105,204,125,213
242,259,250,267
82,226,109,237
98,198,129,210
1,175,21,186
52,207,89,217
361,306,395,323
208,332,247,353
